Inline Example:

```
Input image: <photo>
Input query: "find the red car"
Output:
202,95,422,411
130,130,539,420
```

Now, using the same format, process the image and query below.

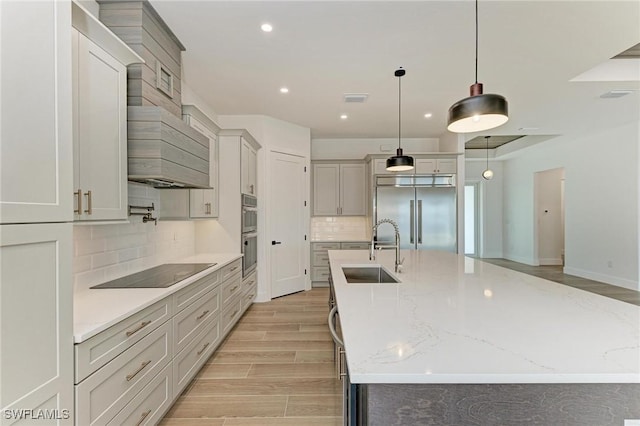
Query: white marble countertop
329,249,640,384
73,253,242,343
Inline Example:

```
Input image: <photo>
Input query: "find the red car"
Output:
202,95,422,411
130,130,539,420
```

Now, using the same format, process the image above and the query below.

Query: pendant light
447,0,508,133
386,68,414,172
482,136,494,180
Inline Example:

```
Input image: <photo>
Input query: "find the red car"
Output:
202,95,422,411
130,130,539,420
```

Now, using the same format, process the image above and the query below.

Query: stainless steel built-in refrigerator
374,175,457,252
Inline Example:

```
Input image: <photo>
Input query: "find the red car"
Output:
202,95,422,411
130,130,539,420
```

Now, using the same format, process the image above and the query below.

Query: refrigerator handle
418,200,423,244
410,200,414,244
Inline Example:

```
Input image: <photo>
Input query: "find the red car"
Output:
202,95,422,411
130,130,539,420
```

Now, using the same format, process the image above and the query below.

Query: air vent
465,135,525,149
344,93,369,103
600,90,633,99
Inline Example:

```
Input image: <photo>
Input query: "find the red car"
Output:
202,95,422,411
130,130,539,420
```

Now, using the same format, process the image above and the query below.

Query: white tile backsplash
311,216,371,241
73,183,196,292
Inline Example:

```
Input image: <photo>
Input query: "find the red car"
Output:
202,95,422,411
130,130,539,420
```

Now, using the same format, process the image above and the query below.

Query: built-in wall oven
241,194,257,233
242,232,257,276
241,194,258,276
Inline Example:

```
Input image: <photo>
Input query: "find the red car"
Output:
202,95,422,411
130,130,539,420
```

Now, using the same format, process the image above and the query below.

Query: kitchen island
329,249,640,425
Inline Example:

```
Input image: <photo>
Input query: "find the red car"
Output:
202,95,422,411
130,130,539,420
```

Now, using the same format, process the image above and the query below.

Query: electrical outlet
607,260,613,268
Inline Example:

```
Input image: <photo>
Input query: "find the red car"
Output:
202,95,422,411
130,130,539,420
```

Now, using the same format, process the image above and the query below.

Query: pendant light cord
475,0,479,84
398,74,402,150
485,136,490,169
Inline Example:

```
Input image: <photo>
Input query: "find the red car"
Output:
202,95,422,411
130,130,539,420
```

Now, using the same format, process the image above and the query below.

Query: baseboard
563,266,639,291
503,254,538,266
539,258,563,266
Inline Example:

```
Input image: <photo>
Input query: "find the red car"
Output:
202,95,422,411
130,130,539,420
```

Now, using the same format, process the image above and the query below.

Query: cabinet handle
74,189,82,214
205,202,211,215
197,342,210,356
126,320,152,337
135,410,152,426
250,184,254,194
230,309,239,319
230,266,238,272
126,360,151,382
339,348,347,379
230,285,239,293
196,310,210,321
84,190,92,215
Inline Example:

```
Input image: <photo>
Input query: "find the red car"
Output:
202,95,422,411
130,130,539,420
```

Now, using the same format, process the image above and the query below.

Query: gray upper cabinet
415,158,457,174
72,29,128,221
0,0,74,224
373,158,457,175
71,3,143,221
241,139,258,196
183,106,220,218
312,163,366,216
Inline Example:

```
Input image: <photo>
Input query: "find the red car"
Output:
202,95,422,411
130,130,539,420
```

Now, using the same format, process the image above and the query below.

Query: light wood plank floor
160,288,342,426
481,258,640,306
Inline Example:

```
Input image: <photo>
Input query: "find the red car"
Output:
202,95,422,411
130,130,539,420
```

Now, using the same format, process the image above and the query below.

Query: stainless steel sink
341,266,400,284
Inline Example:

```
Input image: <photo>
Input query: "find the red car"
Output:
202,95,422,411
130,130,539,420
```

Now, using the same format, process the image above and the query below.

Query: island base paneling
360,383,640,426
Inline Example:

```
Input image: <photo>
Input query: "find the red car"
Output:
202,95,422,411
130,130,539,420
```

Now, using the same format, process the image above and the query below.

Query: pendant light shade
386,148,414,171
386,68,414,172
447,0,508,134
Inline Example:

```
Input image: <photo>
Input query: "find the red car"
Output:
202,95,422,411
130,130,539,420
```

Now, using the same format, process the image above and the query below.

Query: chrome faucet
370,219,402,272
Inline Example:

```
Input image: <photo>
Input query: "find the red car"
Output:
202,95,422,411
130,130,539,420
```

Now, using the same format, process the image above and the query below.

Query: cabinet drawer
75,321,172,426
312,251,330,267
341,242,370,250
221,273,242,306
173,316,220,396
75,299,171,383
242,271,257,293
242,282,257,311
220,259,242,281
173,287,220,354
221,297,243,336
173,269,220,313
106,363,172,426
311,266,331,282
312,242,340,251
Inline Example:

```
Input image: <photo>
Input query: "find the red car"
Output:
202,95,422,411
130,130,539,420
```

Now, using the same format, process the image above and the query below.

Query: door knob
272,241,281,245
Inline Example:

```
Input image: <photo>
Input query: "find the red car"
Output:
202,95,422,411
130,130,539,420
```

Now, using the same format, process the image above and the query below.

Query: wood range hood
98,0,210,188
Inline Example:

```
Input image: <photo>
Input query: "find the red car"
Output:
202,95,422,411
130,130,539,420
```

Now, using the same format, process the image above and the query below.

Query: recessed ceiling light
261,23,273,32
340,114,348,120
280,87,289,94
424,113,433,118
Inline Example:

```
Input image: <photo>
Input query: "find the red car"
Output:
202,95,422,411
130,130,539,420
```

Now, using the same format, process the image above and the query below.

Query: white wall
311,138,439,160
464,160,504,258
216,115,312,301
502,121,639,290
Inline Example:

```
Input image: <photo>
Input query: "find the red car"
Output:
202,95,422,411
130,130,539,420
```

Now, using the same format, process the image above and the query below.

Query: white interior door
270,152,307,298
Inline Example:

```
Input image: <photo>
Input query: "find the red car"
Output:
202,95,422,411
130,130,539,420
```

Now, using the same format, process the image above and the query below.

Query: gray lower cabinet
311,241,369,287
74,259,252,425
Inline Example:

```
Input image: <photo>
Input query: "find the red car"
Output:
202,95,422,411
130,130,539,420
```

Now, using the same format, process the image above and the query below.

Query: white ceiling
150,1,640,141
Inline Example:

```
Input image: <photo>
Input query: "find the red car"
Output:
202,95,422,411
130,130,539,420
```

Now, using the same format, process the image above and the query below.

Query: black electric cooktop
91,263,216,289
